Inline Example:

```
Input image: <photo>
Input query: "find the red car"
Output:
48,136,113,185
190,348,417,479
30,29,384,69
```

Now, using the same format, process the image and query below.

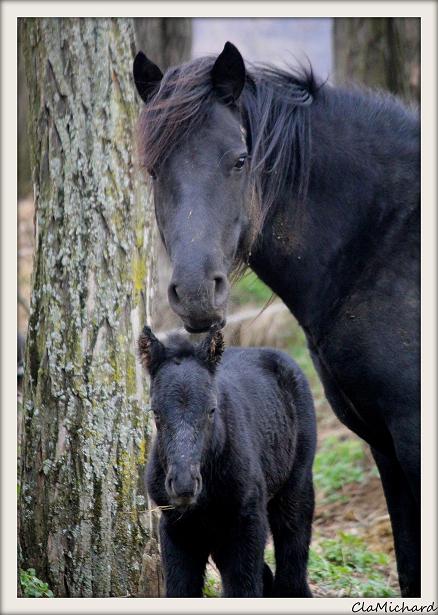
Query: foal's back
217,347,316,497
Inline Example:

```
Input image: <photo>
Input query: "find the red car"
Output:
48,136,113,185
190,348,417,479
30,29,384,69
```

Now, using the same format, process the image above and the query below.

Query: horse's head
138,326,224,509
134,43,249,332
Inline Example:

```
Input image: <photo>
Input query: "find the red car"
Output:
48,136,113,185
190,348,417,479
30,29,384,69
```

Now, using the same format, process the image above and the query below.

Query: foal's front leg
160,516,209,597
212,508,268,597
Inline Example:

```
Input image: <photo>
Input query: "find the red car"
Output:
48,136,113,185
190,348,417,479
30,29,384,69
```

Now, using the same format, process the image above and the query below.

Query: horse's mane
137,56,320,248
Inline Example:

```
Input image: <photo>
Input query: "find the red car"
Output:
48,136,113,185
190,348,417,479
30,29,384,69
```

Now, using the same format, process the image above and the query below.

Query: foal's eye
208,407,216,419
148,168,157,180
234,155,247,170
153,411,160,424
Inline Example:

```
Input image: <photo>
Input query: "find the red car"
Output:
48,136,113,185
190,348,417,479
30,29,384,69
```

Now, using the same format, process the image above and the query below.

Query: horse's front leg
372,448,420,597
212,507,268,597
160,516,209,597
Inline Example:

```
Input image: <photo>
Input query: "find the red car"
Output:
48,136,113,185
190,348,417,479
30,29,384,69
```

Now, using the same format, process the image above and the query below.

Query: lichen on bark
19,18,160,597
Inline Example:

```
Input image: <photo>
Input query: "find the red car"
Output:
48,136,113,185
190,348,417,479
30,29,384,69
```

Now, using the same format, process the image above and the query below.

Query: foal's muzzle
165,464,202,508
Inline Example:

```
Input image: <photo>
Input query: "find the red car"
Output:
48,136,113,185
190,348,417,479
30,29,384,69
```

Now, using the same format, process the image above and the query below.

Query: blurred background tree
333,18,420,105
17,25,31,199
134,17,192,70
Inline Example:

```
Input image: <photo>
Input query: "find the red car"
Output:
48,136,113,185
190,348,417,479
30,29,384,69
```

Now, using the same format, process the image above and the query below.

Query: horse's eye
148,168,157,180
234,155,247,170
208,407,216,419
153,411,160,424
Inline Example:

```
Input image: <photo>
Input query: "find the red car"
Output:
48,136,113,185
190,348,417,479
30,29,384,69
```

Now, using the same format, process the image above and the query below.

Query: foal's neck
210,406,227,460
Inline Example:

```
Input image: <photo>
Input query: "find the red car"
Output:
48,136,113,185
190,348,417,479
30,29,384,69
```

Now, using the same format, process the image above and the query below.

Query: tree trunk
18,17,161,597
333,18,420,105
134,18,192,70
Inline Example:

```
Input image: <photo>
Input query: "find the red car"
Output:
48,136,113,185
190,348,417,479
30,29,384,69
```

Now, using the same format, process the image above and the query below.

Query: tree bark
18,18,160,597
333,18,420,105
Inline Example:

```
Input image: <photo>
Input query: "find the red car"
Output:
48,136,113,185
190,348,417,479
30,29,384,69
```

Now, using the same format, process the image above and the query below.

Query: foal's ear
133,51,163,104
197,328,225,372
138,326,166,376
211,42,246,104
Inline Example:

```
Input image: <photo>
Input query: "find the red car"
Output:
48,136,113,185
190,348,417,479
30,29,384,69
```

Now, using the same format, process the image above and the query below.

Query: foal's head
134,43,250,333
138,326,224,509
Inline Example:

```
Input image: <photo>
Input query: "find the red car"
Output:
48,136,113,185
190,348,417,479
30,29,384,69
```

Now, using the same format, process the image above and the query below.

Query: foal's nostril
191,465,202,496
194,475,202,496
165,475,175,497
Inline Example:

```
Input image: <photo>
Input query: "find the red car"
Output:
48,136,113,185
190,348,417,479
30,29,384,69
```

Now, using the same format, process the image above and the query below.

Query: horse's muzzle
167,270,229,332
184,317,226,334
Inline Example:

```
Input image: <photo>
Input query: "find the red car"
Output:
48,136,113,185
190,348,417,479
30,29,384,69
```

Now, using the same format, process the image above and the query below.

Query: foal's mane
163,333,198,362
137,55,319,251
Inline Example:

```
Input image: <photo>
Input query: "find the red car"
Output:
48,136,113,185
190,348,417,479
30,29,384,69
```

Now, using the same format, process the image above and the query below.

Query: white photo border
1,2,436,614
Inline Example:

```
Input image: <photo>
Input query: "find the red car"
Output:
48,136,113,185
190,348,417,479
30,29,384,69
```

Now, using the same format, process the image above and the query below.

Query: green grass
205,531,395,598
313,435,366,503
265,532,396,597
231,271,273,307
308,532,396,597
203,572,221,597
20,568,54,598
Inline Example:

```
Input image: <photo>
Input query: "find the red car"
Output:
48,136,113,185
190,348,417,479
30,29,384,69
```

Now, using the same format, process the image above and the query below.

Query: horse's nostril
213,274,228,305
168,283,180,306
214,276,224,291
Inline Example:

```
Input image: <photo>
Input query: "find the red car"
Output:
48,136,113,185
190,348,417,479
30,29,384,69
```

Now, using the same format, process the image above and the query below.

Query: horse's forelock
137,57,216,173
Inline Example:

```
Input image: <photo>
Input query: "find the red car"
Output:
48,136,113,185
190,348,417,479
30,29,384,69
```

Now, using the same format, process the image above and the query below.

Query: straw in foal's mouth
147,505,176,513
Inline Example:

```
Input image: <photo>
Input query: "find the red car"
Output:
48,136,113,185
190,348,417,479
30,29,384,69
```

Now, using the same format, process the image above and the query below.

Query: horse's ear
138,326,166,376
133,51,163,104
197,327,225,372
211,42,246,104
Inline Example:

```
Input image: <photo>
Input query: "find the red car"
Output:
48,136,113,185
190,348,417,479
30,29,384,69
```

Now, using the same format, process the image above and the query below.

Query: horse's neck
250,87,419,339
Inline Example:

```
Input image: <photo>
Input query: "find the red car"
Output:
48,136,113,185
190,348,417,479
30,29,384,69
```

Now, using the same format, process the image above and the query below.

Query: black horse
133,42,420,596
138,326,316,597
